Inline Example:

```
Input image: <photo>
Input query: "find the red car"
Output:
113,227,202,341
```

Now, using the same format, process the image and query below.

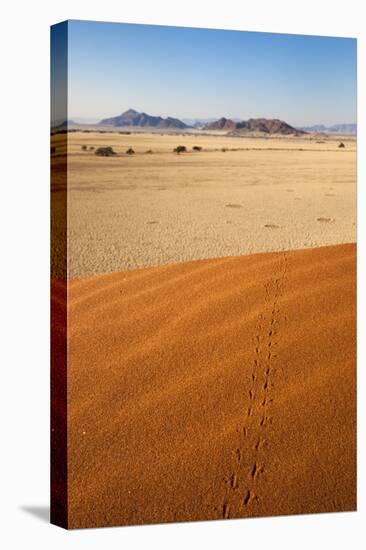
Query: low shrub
174,145,187,154
95,146,116,156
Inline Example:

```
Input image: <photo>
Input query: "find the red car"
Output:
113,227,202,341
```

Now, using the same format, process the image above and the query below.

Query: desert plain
51,129,356,528
52,131,356,277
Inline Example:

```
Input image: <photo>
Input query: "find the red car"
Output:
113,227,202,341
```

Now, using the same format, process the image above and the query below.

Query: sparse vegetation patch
95,146,116,156
174,145,187,154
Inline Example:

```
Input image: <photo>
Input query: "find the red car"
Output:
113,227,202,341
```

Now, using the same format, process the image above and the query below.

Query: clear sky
62,19,356,126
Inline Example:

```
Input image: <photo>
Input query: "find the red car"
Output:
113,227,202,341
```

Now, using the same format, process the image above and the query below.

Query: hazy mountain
181,117,241,128
298,123,357,134
205,117,305,135
51,119,76,129
298,124,327,133
99,109,190,129
181,117,217,128
71,117,100,125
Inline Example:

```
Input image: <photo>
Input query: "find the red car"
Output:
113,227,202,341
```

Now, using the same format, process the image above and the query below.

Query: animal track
220,252,288,519
223,502,230,518
250,462,265,479
243,490,251,505
231,474,238,488
243,490,258,506
254,438,267,451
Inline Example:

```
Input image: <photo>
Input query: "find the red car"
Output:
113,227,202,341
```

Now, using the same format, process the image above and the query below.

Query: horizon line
64,109,357,128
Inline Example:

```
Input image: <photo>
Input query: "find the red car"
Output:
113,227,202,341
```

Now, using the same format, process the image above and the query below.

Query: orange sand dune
66,243,356,528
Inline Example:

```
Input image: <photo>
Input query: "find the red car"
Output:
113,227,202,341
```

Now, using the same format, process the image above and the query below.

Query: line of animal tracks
221,253,289,519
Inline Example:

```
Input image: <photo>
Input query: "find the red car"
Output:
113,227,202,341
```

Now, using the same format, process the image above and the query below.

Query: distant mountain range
52,110,357,137
98,109,306,135
181,117,242,129
204,117,306,135
298,123,357,134
99,109,189,129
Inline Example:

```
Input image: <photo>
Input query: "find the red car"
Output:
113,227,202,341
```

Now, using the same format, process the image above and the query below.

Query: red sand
58,243,355,528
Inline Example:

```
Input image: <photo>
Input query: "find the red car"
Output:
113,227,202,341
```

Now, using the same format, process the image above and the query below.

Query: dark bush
338,142,345,148
81,145,87,151
221,148,227,152
174,145,187,154
89,146,95,150
192,146,202,151
145,149,153,154
126,148,135,155
95,146,116,156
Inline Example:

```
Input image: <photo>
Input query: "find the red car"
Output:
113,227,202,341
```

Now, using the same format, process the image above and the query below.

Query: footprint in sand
264,224,281,229
147,221,159,225
226,203,242,208
317,217,335,223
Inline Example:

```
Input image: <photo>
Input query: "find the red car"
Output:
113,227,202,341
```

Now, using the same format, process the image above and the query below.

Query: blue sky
62,20,356,126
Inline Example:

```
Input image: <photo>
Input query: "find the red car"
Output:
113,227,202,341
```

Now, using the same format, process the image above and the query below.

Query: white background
0,0,364,548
